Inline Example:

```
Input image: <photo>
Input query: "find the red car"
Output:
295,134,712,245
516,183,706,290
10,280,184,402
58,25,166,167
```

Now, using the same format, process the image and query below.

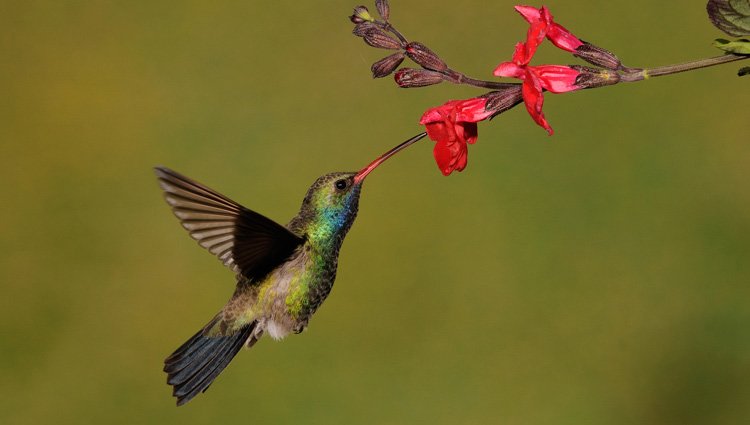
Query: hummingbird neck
288,171,363,253
303,207,357,252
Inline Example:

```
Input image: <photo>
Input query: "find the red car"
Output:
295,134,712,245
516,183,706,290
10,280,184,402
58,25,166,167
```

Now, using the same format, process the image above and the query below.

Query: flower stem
444,69,520,90
458,75,521,90
372,19,519,91
620,54,749,82
376,21,409,45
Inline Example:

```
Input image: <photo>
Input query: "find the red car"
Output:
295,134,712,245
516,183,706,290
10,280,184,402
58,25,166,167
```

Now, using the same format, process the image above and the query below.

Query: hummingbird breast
251,242,340,340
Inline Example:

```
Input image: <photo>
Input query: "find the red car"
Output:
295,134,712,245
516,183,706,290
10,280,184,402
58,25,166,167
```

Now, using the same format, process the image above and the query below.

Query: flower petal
521,71,553,135
522,21,547,65
493,60,525,78
452,142,468,172
424,120,456,144
419,108,444,125
514,5,543,23
433,140,460,176
533,65,581,93
454,97,493,123
547,23,584,52
508,42,527,66
539,6,553,26
419,100,456,124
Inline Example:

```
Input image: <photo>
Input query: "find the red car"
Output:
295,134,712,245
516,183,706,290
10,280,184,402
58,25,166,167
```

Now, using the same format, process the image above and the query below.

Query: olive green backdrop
2,1,748,424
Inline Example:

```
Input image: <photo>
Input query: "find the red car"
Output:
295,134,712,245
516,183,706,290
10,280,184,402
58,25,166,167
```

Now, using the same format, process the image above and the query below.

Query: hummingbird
156,132,426,405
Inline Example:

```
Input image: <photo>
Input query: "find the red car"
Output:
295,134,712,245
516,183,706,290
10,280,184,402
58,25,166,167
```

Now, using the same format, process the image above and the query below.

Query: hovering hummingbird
156,133,426,405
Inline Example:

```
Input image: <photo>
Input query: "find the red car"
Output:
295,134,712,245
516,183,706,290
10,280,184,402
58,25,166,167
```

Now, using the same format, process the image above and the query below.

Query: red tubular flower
419,98,494,176
494,43,581,135
515,5,622,70
515,8,546,66
514,5,583,53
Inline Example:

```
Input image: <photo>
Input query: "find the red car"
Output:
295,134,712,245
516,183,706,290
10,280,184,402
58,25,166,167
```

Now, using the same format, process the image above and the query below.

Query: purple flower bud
404,42,448,72
482,86,524,115
570,65,620,89
375,0,390,21
394,68,445,88
574,42,622,70
362,28,402,50
371,52,405,78
352,22,378,37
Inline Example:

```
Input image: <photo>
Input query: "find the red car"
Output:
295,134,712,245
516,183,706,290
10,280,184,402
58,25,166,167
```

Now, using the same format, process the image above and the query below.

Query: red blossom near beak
514,5,583,53
419,97,494,176
494,43,581,135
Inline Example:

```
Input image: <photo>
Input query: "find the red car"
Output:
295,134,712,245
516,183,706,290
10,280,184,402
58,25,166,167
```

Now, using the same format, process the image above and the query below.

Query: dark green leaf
713,38,750,53
707,0,750,36
739,66,750,75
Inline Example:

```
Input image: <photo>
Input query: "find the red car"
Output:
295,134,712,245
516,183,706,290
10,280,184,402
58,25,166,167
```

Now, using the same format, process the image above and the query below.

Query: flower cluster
352,2,743,176
493,6,621,135
351,3,625,175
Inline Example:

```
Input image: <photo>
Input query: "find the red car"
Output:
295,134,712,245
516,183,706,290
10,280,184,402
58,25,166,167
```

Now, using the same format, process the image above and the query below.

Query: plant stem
456,75,520,90
620,54,749,82
372,20,519,90
377,21,409,45
443,69,520,90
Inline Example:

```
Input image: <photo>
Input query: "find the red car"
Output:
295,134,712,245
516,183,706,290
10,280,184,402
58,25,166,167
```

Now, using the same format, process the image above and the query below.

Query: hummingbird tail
163,317,259,406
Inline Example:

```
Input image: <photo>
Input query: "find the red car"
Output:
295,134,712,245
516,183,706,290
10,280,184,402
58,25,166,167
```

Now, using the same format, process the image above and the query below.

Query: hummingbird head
293,132,427,248
296,171,362,247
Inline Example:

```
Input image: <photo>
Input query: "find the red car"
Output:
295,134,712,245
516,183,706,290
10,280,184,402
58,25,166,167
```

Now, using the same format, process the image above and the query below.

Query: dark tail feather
164,319,257,406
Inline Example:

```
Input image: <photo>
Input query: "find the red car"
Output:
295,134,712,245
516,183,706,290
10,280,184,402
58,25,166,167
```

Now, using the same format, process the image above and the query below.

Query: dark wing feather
154,167,304,281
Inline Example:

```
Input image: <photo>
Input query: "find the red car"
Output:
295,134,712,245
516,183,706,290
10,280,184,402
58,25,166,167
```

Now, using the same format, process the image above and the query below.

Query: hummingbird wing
155,167,305,282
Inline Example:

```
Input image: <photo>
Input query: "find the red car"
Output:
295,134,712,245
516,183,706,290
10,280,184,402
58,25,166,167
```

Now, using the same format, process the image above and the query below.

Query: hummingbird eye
334,179,348,190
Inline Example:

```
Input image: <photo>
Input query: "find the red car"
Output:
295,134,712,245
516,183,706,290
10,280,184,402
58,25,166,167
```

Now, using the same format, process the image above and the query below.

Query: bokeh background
2,1,749,424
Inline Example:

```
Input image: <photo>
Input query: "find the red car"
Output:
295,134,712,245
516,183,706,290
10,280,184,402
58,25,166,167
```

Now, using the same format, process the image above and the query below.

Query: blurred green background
2,1,749,424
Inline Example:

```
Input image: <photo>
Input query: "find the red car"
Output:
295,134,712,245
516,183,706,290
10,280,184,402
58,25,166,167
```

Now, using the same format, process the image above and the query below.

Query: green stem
620,54,749,82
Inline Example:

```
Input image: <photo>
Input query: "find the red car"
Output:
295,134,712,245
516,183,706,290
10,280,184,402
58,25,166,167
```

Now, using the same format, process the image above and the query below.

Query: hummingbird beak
353,132,427,184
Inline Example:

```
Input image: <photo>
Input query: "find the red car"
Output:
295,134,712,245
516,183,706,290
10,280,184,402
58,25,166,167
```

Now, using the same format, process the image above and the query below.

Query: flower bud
394,68,445,88
350,6,374,24
371,52,405,78
482,86,524,115
352,22,378,37
350,15,366,24
404,42,448,72
375,0,390,21
362,28,402,50
570,65,620,89
574,42,622,70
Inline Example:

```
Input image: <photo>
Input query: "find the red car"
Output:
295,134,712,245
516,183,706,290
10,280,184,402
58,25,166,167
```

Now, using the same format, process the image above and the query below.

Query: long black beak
353,132,427,184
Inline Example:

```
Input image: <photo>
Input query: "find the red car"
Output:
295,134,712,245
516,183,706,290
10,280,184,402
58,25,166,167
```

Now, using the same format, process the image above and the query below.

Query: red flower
514,5,583,53
494,43,581,135
492,6,587,134
419,98,494,176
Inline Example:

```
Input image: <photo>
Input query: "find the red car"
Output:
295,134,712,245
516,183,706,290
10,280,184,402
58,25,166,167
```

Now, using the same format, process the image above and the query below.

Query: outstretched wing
154,167,305,282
